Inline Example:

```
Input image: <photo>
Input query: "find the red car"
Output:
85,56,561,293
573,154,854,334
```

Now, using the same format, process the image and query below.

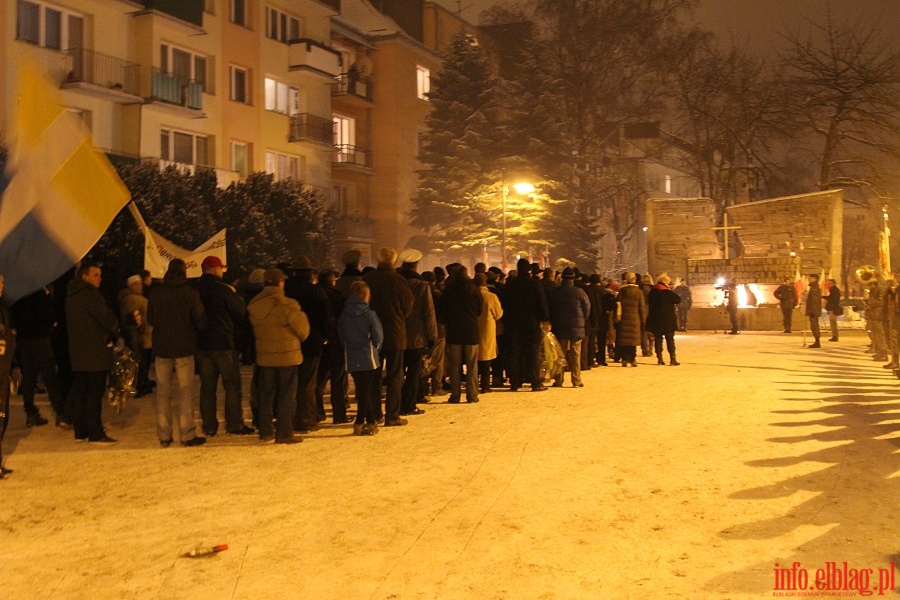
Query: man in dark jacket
148,259,207,447
499,258,549,391
11,286,65,427
66,263,119,444
673,279,692,332
825,278,841,342
397,249,437,415
316,269,350,423
646,274,682,366
773,277,798,334
806,274,823,348
335,249,363,299
549,268,591,386
285,256,335,432
194,256,251,437
363,248,414,426
440,265,483,402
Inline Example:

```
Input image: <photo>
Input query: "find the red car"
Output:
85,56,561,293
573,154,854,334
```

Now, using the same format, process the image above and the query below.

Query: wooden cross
711,213,742,260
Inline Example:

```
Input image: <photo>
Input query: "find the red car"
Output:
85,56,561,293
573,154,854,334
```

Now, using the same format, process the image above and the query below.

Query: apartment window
265,151,301,181
332,184,350,215
333,114,355,147
161,128,209,166
232,142,249,177
161,44,208,92
264,78,298,114
231,0,246,26
230,66,249,103
16,0,84,51
665,174,672,194
266,7,301,43
416,65,430,100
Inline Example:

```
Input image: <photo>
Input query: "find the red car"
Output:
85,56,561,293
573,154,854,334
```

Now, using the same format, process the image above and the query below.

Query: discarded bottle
183,544,228,558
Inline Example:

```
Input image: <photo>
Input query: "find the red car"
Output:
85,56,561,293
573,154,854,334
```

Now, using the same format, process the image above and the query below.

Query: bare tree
779,13,900,199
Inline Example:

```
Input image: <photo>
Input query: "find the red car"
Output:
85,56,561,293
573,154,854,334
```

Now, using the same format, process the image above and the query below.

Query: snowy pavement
1,330,898,599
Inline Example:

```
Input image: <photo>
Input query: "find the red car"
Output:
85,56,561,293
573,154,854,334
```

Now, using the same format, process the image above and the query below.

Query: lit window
265,151,302,181
232,142,249,177
416,65,430,100
161,128,209,166
264,77,298,114
16,0,84,51
333,114,355,148
665,174,672,194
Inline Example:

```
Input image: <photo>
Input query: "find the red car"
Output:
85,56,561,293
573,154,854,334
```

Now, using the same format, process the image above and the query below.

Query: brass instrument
856,265,877,285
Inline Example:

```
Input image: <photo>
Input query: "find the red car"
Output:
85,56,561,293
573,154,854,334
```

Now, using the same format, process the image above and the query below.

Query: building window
333,114,355,147
265,151,301,181
230,66,249,103
665,174,672,194
264,77,298,114
161,44,208,92
266,7,301,43
332,184,350,215
16,0,83,51
161,128,209,166
416,65,430,100
231,0,247,26
232,142,249,177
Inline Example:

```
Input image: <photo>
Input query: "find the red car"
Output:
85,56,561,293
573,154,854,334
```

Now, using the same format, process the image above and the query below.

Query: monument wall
646,198,719,280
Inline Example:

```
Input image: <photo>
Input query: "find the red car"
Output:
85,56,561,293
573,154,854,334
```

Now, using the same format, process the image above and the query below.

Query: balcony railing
333,144,372,168
66,48,141,96
289,113,334,145
142,157,240,188
334,215,374,241
150,68,203,110
288,39,342,77
332,73,372,101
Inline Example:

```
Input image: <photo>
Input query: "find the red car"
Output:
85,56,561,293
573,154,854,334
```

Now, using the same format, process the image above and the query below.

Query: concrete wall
646,197,719,281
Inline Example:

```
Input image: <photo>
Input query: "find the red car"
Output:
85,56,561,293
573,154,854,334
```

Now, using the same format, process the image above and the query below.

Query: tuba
855,265,877,285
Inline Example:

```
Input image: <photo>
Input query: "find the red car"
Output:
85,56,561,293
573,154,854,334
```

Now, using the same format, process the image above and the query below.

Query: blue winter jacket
337,295,384,372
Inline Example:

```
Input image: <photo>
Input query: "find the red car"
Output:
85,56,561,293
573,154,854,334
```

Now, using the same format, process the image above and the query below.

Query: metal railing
334,215,375,240
150,68,204,110
333,144,372,168
289,113,334,145
332,73,372,100
66,48,141,96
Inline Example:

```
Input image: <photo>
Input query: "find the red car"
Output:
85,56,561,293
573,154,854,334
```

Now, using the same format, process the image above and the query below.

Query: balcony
288,39,342,78
62,48,143,103
143,157,240,188
332,73,373,102
334,215,374,241
333,144,372,170
148,68,205,116
289,113,333,146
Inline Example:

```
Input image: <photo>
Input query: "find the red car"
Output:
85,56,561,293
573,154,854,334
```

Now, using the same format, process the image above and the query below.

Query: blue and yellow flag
0,61,130,303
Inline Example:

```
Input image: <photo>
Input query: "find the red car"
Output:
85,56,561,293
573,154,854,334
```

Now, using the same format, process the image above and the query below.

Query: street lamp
501,179,535,270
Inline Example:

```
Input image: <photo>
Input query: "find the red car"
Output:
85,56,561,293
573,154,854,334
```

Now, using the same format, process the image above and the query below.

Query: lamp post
500,178,535,270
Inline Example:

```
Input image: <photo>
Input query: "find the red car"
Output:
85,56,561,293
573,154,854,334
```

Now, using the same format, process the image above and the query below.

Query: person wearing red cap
194,255,252,436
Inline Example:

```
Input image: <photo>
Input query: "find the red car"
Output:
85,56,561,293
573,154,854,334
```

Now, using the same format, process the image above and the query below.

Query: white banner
128,203,227,279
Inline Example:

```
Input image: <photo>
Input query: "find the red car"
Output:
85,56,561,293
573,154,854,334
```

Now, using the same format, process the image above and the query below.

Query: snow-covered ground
1,331,897,599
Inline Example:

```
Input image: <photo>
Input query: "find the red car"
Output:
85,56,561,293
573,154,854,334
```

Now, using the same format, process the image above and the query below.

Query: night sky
435,0,900,53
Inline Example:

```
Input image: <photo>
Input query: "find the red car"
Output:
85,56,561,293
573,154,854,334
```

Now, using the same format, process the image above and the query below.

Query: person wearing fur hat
646,274,681,366
396,248,437,415
616,272,646,367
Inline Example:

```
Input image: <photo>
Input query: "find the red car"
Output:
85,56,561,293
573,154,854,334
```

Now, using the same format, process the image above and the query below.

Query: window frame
416,65,430,100
231,141,249,178
230,65,249,104
160,127,210,166
266,6,302,43
160,43,208,92
264,77,299,115
265,150,301,181
230,0,247,27
16,0,84,51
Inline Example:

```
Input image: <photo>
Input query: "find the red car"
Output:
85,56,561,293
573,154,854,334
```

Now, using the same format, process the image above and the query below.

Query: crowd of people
0,248,689,469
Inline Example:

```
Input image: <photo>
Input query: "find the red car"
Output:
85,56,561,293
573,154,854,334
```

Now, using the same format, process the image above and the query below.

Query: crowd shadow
705,345,900,595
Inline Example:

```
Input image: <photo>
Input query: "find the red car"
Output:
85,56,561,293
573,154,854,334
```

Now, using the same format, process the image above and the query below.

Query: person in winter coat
639,274,654,356
475,273,503,394
363,248,414,427
337,281,384,436
118,274,153,397
548,267,591,386
825,278,841,342
725,282,740,335
673,279,692,332
194,256,251,437
646,274,682,366
773,277,798,333
65,263,120,444
397,249,437,416
440,265,484,403
500,258,550,391
806,274,824,348
616,272,646,367
247,269,310,443
147,258,207,447
11,286,64,426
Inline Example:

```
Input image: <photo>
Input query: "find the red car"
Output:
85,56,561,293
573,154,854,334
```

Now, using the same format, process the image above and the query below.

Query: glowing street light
501,178,534,270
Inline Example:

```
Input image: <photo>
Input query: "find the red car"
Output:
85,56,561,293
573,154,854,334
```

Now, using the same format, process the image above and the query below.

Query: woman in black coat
439,266,483,403
646,274,682,366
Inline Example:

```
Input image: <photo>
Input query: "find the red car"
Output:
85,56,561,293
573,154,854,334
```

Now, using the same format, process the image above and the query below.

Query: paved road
0,331,896,599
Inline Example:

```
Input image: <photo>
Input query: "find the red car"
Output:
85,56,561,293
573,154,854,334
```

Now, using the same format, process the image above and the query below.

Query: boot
669,353,680,366
657,357,665,365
